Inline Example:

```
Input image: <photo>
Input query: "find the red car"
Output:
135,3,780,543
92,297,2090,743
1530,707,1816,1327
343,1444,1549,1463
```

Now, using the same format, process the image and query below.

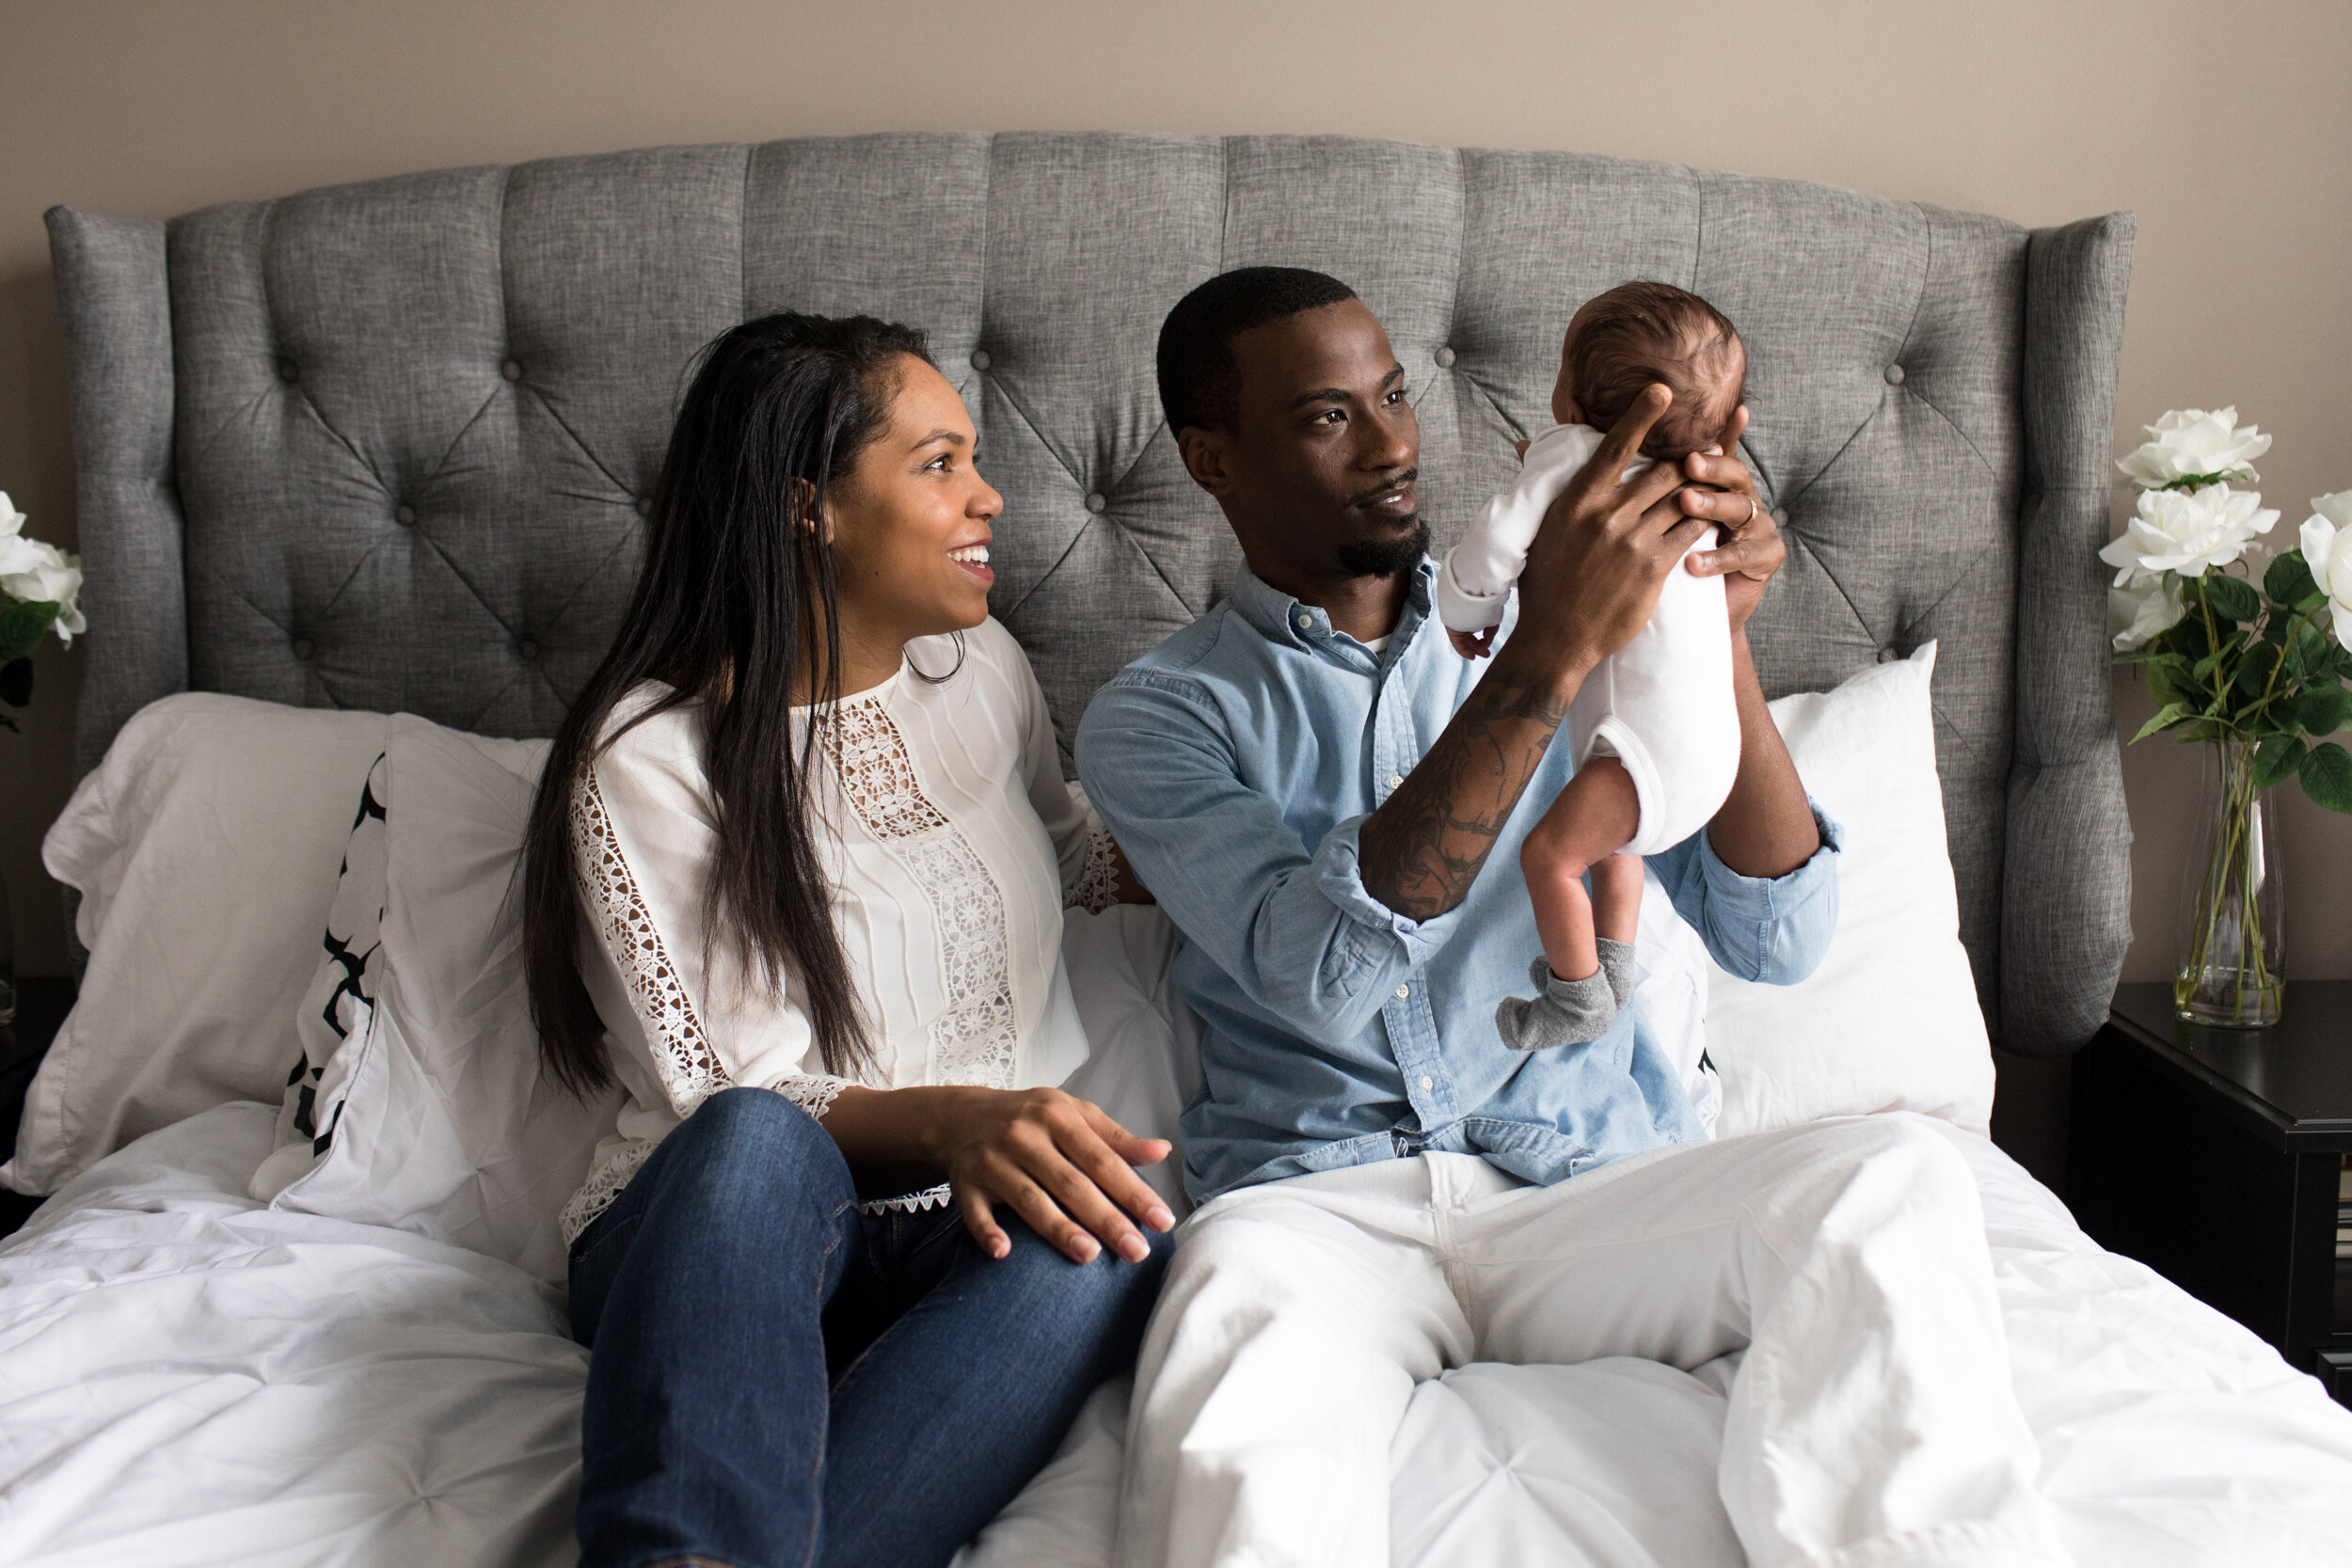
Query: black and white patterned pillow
251,752,389,1198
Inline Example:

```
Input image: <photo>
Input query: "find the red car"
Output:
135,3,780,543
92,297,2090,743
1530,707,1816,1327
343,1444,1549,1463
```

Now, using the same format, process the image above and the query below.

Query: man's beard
1335,517,1430,578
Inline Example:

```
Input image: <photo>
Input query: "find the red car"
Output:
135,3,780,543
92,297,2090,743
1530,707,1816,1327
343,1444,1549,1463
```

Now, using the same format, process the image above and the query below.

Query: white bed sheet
3,1106,2348,1568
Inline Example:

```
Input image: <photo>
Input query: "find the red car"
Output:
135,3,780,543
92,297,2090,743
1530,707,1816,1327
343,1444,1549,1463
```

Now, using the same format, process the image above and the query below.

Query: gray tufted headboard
44,132,2133,1057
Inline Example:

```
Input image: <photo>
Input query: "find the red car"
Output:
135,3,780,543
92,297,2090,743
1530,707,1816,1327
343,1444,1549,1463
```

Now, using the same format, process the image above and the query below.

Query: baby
1438,281,1747,1049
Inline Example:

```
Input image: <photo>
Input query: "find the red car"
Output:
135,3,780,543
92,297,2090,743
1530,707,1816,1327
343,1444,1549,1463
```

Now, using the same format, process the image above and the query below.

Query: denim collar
1228,556,1438,667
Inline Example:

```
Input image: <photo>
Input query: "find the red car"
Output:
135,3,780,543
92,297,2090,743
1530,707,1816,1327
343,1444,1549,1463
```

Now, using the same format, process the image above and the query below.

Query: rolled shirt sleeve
1647,803,1843,986
1078,673,1467,1048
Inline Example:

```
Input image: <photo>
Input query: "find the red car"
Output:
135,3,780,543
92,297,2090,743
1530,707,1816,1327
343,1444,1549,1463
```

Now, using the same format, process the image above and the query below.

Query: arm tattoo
1359,667,1572,922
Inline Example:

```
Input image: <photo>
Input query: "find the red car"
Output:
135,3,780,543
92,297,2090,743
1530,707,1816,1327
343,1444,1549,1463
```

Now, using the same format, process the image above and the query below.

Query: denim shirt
1074,559,1842,1205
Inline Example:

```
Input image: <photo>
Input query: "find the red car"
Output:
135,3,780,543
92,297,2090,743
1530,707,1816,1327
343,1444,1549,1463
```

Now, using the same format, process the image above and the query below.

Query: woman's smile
950,539,993,583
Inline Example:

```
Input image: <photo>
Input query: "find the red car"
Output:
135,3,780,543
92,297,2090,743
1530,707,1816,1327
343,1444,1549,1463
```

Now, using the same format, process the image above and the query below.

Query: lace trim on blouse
1070,819,1121,913
561,768,854,1245
818,692,1021,1092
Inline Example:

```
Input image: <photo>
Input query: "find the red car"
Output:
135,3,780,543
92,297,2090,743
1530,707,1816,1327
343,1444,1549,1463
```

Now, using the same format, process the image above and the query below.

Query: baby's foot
1495,938,1638,1051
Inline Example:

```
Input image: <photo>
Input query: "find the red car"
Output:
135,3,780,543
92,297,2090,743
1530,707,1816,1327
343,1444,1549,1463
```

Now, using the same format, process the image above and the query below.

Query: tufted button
292,638,315,661
1883,363,1906,385
969,349,992,372
634,497,652,517
518,640,541,662
1878,645,1900,663
394,504,416,527
278,360,298,384
1084,492,1107,515
1434,346,1456,369
501,359,522,382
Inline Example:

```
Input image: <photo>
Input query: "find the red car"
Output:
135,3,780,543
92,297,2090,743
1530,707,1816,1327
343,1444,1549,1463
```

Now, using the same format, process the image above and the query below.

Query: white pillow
265,715,624,1284
249,752,390,1200
1705,642,1995,1136
8,694,391,1195
1057,904,1203,1218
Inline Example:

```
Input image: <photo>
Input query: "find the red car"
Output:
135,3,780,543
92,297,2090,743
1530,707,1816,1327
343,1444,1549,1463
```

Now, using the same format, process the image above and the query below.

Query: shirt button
1420,1075,1435,1091
1295,612,1311,631
1395,984,1410,999
1387,772,1404,789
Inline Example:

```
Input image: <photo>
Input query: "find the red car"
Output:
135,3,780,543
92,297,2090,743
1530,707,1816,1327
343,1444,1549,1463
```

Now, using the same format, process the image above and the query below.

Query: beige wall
5,0,2348,1006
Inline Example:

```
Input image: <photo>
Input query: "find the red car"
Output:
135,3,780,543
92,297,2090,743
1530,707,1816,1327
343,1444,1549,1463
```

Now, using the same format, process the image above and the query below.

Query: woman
521,312,1173,1568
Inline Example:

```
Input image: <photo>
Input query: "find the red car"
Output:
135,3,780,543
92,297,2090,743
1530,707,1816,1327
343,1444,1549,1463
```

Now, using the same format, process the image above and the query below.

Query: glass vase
2173,736,2285,1027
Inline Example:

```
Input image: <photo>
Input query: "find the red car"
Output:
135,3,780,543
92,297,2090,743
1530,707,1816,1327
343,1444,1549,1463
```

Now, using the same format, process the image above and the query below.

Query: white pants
1115,1117,2069,1568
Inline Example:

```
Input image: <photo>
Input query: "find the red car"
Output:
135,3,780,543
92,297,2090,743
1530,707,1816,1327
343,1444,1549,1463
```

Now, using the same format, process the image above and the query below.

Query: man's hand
1675,406,1785,634
1502,384,1714,685
1359,386,1703,922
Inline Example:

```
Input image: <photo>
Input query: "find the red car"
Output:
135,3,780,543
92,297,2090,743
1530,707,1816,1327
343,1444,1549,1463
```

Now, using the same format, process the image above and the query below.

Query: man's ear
1176,426,1235,499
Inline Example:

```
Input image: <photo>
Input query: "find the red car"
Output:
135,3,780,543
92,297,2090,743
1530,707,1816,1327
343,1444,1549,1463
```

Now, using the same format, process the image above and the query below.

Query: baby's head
1556,282,1746,462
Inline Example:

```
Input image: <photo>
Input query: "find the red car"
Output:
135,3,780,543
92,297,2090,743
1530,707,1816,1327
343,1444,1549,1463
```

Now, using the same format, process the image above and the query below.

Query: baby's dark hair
1565,281,1745,460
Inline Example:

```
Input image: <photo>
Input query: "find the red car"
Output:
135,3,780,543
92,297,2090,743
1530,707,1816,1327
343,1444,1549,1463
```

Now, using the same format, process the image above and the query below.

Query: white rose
0,539,86,645
2298,491,2352,647
0,492,86,644
0,492,41,579
2116,407,2272,489
2098,483,2279,578
2109,568,2186,651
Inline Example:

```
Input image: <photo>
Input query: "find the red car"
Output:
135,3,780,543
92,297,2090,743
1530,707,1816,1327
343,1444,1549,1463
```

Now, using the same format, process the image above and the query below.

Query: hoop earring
908,629,968,686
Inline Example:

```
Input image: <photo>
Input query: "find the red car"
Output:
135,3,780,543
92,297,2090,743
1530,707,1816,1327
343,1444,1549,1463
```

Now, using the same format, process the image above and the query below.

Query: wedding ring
1743,494,1759,525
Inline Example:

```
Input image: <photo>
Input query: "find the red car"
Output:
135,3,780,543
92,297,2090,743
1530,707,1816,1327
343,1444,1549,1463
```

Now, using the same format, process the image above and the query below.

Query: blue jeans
568,1086,1170,1568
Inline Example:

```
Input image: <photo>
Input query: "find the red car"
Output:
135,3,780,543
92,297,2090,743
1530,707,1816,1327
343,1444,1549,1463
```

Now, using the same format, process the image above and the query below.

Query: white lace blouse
557,617,1120,1245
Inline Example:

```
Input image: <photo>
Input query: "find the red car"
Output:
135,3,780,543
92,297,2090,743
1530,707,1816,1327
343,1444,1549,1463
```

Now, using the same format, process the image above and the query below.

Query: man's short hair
1156,267,1359,435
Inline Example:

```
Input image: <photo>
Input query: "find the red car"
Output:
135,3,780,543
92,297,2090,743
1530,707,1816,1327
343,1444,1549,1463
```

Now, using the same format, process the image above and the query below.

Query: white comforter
3,1104,2348,1567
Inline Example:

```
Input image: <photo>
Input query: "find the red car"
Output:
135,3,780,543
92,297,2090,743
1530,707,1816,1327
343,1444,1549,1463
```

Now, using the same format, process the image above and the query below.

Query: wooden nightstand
0,976,75,1236
2071,982,2352,1406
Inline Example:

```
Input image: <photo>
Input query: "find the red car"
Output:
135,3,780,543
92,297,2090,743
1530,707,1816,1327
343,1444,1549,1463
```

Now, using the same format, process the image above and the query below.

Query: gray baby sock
1497,937,1638,1051
1596,937,1637,1011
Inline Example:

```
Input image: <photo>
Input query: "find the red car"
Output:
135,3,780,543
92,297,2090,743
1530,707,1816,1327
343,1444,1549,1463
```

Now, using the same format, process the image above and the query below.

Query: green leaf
2299,684,2352,736
2132,703,2190,743
2147,660,2193,710
2255,733,2308,787
2301,740,2352,813
2233,642,2281,694
0,657,29,709
2266,550,2321,608
2202,572,2261,622
2289,618,2331,677
0,598,59,665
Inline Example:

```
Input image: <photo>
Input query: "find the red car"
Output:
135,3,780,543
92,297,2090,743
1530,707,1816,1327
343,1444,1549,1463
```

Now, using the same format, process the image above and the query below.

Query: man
1075,267,2067,1568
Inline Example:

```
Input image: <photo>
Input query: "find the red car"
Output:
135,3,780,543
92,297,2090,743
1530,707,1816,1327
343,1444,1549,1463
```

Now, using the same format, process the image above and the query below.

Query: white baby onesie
1437,421,1740,857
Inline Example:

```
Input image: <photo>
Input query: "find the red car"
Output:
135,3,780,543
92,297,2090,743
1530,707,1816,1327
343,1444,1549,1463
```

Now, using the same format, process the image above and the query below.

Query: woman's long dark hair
522,311,934,1095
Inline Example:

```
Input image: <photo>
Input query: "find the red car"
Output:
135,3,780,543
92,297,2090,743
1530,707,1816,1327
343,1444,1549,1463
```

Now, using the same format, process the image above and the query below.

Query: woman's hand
824,1083,1173,1265
930,1086,1175,1264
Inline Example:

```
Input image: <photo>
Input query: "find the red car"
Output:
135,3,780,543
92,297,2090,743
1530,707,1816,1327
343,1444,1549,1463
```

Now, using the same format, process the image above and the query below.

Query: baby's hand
1448,626,1497,659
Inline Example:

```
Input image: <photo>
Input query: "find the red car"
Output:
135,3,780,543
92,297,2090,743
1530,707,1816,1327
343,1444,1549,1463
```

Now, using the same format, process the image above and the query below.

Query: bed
9,132,2352,1566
